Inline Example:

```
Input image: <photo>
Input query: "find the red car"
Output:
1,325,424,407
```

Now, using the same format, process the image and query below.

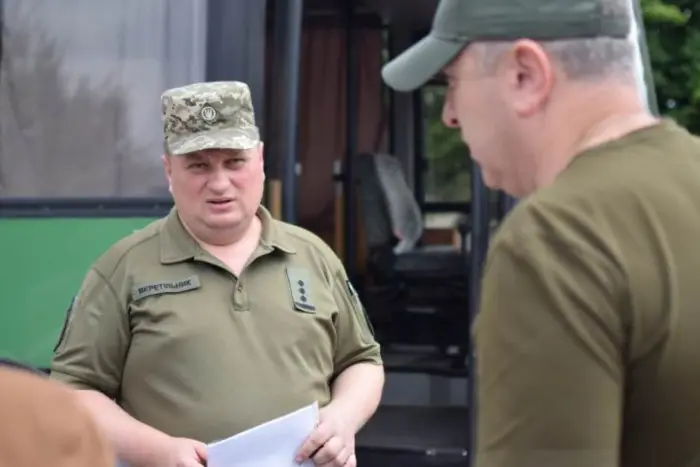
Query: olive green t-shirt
474,120,700,467
50,207,382,443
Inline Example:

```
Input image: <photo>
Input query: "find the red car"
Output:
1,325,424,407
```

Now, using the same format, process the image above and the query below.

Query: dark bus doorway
264,1,490,465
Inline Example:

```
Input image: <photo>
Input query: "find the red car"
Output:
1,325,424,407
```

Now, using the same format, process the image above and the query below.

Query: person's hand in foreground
295,406,356,466
0,366,114,467
145,436,208,467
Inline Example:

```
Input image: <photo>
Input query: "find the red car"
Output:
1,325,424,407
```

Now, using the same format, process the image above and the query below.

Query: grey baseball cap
381,0,631,92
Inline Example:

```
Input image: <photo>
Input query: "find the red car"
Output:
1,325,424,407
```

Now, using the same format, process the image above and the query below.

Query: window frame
0,197,174,218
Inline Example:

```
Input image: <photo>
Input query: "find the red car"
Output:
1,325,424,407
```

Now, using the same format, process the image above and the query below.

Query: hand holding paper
207,402,319,467
295,405,356,466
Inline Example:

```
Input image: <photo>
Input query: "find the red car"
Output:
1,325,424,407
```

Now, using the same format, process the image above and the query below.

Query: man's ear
161,154,173,192
257,142,265,167
505,39,555,117
162,154,172,173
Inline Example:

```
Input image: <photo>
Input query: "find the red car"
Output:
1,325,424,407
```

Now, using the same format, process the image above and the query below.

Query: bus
0,0,658,465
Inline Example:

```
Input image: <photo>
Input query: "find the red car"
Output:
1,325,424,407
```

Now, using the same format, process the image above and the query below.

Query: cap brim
382,34,466,92
167,126,260,156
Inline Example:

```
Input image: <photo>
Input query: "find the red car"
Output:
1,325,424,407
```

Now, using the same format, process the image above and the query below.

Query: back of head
0,368,114,467
382,0,636,91
473,0,638,85
381,0,647,197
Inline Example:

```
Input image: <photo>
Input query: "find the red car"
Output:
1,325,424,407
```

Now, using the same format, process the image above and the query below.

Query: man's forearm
328,362,385,433
76,390,170,466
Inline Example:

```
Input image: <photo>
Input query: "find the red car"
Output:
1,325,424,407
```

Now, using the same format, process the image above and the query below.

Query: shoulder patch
345,280,375,338
131,275,201,301
54,296,76,352
286,267,316,313
346,280,362,309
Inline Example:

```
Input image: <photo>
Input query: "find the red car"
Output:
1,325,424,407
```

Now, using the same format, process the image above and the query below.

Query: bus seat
354,153,470,361
355,152,470,274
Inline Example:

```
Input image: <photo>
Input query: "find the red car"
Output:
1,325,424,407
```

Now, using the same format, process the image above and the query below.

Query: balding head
0,367,115,467
472,0,637,84
381,0,652,197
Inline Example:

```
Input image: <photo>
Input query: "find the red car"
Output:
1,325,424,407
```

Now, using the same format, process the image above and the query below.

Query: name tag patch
131,276,201,301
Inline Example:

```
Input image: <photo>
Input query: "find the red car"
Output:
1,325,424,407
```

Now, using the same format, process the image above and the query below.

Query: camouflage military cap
161,81,260,156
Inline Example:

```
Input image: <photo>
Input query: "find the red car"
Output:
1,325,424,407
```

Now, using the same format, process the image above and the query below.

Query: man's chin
202,212,244,229
479,168,499,191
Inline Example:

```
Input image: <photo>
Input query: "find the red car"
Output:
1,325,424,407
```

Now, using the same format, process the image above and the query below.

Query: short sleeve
50,267,130,399
473,232,627,467
331,268,383,376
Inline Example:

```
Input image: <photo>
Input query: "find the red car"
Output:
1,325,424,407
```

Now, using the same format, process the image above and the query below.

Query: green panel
0,218,158,368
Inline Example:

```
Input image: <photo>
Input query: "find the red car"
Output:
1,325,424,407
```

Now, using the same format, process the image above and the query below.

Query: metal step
356,405,471,466
381,346,468,377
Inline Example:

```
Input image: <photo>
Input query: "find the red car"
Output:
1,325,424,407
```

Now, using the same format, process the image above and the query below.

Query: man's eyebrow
224,150,253,161
184,153,206,162
185,149,249,160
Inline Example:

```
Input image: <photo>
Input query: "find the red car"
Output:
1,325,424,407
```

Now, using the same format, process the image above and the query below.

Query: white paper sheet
207,402,319,467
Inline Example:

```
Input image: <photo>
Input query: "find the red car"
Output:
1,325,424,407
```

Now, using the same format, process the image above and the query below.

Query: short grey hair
474,0,637,82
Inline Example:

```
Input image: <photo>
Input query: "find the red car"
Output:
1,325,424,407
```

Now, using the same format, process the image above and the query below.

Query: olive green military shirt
474,120,700,467
50,206,382,443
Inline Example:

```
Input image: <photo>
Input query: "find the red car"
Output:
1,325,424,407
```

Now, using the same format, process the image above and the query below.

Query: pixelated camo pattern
160,81,260,155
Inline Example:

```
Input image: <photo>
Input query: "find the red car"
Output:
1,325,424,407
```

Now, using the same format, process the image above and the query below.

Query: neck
533,84,658,191
205,218,261,251
181,214,262,251
190,216,263,275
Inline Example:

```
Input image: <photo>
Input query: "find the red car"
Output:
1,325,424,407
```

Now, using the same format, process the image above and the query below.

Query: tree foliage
423,0,700,202
643,0,700,133
423,86,472,202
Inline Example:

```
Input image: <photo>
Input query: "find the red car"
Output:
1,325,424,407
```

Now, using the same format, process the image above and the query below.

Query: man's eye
188,163,207,169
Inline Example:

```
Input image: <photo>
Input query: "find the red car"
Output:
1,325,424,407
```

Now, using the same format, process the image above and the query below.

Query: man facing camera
50,81,384,467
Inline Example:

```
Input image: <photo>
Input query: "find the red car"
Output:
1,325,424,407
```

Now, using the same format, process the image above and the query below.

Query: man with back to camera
49,81,385,467
383,0,700,466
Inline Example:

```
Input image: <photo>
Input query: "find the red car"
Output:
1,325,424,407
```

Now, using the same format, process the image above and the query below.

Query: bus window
420,84,472,230
421,84,472,205
0,0,207,198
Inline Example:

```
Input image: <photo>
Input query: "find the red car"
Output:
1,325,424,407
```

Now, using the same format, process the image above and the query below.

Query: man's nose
207,168,231,192
441,101,459,129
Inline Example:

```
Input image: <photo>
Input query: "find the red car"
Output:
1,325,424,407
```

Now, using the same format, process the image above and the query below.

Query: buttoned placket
229,244,276,312
232,277,248,311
